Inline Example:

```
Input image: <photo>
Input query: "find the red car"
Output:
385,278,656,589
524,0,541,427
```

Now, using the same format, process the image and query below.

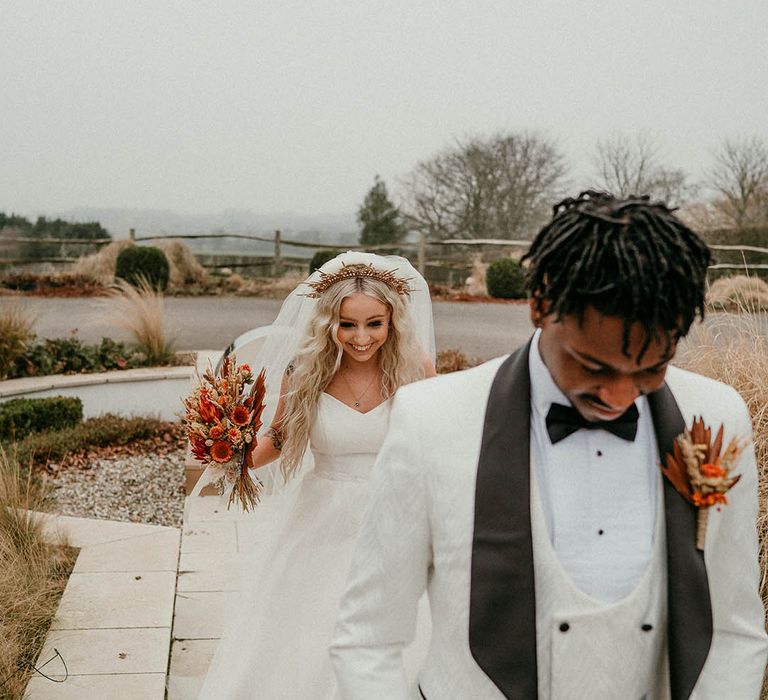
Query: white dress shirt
529,330,659,603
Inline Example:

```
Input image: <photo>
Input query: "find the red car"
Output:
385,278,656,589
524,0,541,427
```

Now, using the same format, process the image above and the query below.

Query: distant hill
44,207,359,243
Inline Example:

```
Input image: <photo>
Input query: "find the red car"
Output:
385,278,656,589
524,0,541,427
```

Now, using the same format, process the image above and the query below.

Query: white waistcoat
532,471,670,700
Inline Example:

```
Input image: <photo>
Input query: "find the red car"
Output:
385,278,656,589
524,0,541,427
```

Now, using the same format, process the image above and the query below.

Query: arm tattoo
267,427,284,451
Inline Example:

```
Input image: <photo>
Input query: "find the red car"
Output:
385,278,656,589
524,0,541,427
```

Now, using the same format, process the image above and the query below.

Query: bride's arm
246,373,290,470
422,354,437,379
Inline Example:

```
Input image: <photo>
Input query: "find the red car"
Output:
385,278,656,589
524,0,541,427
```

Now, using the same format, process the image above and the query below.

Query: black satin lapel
469,343,536,699
648,384,713,700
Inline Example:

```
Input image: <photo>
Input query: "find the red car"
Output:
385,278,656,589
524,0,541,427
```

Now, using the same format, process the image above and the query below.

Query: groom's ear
529,295,550,328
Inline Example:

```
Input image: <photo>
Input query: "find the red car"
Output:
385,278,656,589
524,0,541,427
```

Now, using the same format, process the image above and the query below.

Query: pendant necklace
341,370,378,409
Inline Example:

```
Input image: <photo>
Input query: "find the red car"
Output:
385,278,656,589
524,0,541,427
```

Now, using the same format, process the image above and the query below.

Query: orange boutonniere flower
661,416,744,550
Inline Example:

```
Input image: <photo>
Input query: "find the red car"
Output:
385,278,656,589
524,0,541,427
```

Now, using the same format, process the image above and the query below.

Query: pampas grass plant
464,254,488,296
676,308,768,692
0,448,76,698
707,275,768,312
71,240,133,286
0,305,36,380
233,271,306,298
158,239,209,289
101,277,176,365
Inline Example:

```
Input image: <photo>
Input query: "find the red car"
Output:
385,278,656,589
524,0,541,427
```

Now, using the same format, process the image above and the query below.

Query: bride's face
336,293,391,364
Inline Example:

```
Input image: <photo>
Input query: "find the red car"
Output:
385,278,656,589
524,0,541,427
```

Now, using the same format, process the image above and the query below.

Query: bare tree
708,136,768,227
592,133,696,207
400,132,567,240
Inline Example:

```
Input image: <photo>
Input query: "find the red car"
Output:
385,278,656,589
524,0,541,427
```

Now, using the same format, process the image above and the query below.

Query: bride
197,251,436,699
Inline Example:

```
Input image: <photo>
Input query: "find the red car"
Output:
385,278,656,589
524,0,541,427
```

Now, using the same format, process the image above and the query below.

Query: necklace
341,370,379,409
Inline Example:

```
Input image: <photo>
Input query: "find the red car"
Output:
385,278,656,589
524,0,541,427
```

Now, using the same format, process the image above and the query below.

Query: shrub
12,414,162,468
0,305,36,380
486,257,526,299
0,397,83,442
309,249,341,274
115,245,170,290
8,336,142,379
0,273,41,292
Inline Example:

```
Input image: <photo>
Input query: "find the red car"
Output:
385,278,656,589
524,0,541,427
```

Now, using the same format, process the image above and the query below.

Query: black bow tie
545,402,639,445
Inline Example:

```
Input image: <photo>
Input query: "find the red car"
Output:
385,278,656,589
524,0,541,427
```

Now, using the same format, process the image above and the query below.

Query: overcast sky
2,0,767,220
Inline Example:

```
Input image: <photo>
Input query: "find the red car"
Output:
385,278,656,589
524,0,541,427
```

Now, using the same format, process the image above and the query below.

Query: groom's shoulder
396,354,509,407
665,364,748,420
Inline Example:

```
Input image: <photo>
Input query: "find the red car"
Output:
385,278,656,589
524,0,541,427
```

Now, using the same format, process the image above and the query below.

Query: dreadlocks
521,190,712,357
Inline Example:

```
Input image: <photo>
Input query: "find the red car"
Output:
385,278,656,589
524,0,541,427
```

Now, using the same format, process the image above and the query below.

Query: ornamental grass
676,308,768,695
0,305,36,380
100,277,176,365
436,348,483,374
71,239,133,287
707,274,768,312
158,239,209,290
0,448,77,699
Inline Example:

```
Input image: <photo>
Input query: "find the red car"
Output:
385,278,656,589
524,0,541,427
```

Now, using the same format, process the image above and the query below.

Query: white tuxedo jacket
330,345,768,699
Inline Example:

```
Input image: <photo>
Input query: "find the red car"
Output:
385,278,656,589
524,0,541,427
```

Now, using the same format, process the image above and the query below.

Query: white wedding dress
198,393,431,699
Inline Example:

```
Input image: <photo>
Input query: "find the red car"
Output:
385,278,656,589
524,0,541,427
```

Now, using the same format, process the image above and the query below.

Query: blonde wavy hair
278,276,424,478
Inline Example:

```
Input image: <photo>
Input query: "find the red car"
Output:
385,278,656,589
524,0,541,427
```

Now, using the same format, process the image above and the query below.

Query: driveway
0,296,534,361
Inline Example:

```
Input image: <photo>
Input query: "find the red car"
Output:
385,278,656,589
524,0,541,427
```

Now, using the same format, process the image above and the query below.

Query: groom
330,192,768,699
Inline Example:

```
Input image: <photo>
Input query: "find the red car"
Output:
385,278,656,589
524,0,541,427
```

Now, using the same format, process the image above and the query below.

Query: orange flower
210,441,234,463
209,424,225,440
228,427,241,443
199,396,221,423
238,363,251,373
701,463,726,479
692,492,728,508
231,405,250,426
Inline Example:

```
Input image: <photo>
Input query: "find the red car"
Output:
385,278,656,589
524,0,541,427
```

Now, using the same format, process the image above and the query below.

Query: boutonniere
661,416,744,551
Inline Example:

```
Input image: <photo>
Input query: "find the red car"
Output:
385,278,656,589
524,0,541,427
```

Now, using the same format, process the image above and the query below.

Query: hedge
0,396,83,442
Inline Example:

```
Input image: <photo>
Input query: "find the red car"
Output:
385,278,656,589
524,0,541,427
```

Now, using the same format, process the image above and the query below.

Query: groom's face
534,303,677,423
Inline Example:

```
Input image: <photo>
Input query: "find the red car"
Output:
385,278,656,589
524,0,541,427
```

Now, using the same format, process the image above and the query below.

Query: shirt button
641,623,653,632
596,450,603,456
559,622,570,633
598,529,604,535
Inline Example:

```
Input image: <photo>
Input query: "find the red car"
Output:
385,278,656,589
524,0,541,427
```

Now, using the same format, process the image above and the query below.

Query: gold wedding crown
303,262,413,298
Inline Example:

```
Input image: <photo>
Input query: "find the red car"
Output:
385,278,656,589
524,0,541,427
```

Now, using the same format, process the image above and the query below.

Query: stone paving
166,488,292,699
26,515,180,700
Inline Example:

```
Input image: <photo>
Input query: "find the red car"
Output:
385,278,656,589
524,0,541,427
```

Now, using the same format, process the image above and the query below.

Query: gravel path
50,448,187,528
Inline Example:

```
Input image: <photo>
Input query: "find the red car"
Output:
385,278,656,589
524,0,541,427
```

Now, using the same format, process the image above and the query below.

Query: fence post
129,228,136,241
417,231,426,277
273,230,283,277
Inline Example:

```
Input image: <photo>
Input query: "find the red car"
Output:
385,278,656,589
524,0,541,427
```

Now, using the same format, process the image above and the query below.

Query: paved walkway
166,495,254,699
26,515,180,699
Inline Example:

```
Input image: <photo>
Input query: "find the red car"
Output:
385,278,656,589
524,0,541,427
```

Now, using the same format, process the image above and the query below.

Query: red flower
210,441,234,463
231,405,250,426
228,427,242,443
209,424,225,440
191,439,208,461
238,363,251,373
199,396,221,423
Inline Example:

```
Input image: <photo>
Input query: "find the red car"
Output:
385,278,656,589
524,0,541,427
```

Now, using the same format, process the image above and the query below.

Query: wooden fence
2,228,768,285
